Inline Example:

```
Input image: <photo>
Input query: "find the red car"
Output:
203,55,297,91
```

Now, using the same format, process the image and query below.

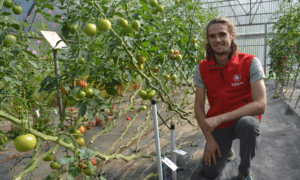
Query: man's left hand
202,116,222,132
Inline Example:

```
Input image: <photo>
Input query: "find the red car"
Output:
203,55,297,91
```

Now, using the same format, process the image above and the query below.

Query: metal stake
171,124,177,180
151,99,163,180
53,50,63,121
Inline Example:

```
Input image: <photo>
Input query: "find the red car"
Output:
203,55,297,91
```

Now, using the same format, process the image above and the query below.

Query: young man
193,17,267,180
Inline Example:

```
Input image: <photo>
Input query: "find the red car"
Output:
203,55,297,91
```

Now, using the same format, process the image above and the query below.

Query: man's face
208,23,234,56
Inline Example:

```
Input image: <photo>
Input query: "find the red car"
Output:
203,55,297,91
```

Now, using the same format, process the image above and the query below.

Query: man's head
203,16,239,61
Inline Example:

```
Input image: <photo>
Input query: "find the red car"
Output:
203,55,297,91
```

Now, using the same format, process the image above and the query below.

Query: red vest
199,52,262,129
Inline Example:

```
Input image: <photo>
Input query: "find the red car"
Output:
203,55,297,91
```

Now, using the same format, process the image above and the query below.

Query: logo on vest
232,74,244,86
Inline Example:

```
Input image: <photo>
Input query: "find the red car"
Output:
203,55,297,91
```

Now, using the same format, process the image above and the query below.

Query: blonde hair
203,16,239,61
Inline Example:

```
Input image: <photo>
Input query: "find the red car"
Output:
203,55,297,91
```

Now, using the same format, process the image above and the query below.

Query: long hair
203,16,239,61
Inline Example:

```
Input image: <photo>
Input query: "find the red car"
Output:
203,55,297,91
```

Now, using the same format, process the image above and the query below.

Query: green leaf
69,86,81,96
142,41,149,48
67,165,81,180
93,89,100,95
124,69,132,82
43,4,54,10
3,76,10,82
39,0,47,2
23,49,36,58
45,171,57,180
10,24,20,30
148,46,158,52
87,109,94,120
59,155,75,165
28,61,39,69
78,101,87,117
80,148,95,159
2,12,11,16
9,60,18,68
139,0,149,12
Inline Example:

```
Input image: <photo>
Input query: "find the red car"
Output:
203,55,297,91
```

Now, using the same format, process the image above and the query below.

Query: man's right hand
204,139,222,167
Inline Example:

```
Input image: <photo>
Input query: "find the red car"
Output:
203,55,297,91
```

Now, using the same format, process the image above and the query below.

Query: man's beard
214,49,226,55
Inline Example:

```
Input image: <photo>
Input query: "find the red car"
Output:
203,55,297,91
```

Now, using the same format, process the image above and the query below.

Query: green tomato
176,55,182,62
131,20,140,31
14,134,37,152
119,18,128,27
84,23,97,37
79,58,85,64
138,90,148,99
67,99,76,107
149,0,158,7
164,74,170,80
170,74,177,81
12,5,22,15
3,0,13,8
147,92,155,100
78,91,86,98
50,162,60,169
70,24,78,34
141,106,147,110
98,19,111,32
84,168,93,176
86,88,93,97
3,35,16,47
74,129,82,139
43,154,54,161
0,139,4,145
125,25,134,33
157,5,164,12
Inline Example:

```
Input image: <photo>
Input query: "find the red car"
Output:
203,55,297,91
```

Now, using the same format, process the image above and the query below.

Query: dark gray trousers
199,115,261,179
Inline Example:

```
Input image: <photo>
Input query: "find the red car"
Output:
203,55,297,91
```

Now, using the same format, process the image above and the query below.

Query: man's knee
238,116,260,135
200,168,221,180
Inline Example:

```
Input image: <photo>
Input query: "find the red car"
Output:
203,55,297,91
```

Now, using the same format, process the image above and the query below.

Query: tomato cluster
0,132,8,145
78,158,97,171
95,118,103,126
76,80,88,89
168,48,183,63
69,108,74,112
60,87,67,95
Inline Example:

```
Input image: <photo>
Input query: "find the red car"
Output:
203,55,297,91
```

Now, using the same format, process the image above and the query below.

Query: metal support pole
264,22,267,77
53,50,63,121
171,124,177,180
151,99,163,180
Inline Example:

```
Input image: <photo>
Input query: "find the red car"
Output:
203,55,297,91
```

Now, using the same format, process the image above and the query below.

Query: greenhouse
0,0,300,179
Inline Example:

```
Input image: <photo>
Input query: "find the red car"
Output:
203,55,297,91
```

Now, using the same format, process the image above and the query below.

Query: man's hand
202,116,222,132
204,139,222,167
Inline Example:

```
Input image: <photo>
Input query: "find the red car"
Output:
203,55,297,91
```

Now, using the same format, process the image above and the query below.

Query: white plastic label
53,108,58,114
162,157,178,171
36,110,40,117
173,149,187,156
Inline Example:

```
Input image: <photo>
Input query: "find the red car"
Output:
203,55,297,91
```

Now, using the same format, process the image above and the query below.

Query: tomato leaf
67,165,81,180
28,60,39,69
78,101,87,117
87,109,95,120
87,161,96,173
2,12,11,16
69,86,81,96
10,23,20,30
80,148,95,159
124,69,132,82
59,155,75,165
45,171,57,180
43,4,54,10
139,0,149,12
